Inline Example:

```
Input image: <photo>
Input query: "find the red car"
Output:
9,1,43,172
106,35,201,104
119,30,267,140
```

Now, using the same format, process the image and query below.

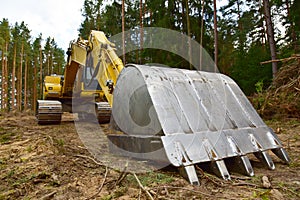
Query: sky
0,0,85,51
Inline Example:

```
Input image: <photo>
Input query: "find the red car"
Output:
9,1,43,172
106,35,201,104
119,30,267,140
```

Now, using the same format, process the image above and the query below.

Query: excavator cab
43,75,63,100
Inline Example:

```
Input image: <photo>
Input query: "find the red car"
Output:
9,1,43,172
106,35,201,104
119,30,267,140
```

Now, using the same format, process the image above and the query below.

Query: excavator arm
63,30,124,102
84,30,124,106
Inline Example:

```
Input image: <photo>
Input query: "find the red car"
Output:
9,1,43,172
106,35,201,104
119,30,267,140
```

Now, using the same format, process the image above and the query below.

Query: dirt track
0,113,299,199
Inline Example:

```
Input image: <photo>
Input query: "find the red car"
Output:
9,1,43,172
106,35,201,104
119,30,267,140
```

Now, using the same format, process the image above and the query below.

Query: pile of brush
253,54,300,119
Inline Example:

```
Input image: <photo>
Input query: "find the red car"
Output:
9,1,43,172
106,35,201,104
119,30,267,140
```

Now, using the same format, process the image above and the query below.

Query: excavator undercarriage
36,100,62,124
36,100,111,124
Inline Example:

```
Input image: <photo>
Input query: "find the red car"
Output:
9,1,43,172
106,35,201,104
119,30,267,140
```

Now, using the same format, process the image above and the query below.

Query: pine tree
19,22,31,111
139,0,144,64
11,23,20,110
32,35,42,113
79,0,103,39
263,0,278,77
74,0,297,94
289,0,300,52
0,19,10,111
44,37,52,76
122,0,125,64
213,0,218,70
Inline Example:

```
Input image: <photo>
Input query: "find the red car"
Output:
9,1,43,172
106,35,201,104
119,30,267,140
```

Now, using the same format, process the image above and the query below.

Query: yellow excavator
37,31,123,124
36,30,290,185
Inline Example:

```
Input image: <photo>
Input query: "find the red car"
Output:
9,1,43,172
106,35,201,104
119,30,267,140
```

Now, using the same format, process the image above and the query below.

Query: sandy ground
0,113,299,200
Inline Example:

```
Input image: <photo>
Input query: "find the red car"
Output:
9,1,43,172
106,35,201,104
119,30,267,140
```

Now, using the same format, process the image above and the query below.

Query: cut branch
260,54,300,65
88,166,108,199
132,173,154,200
74,154,103,166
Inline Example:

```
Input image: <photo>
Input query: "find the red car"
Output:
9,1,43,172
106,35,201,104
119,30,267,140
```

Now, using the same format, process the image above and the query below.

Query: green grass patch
252,189,271,200
55,138,65,146
26,145,33,153
100,195,113,200
0,158,6,165
286,119,300,126
113,186,128,198
127,171,174,187
0,190,16,200
0,132,15,144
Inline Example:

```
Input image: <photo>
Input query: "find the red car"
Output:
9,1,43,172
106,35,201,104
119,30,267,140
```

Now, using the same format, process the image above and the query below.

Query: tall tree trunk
47,55,50,75
50,52,53,75
1,41,9,112
12,44,17,110
259,2,267,46
150,9,153,26
181,1,186,33
139,0,144,64
18,43,24,111
200,0,205,70
185,0,192,70
3,42,9,111
122,0,126,64
237,1,242,31
285,0,297,52
213,0,218,71
1,43,5,110
263,0,277,77
24,57,28,111
33,60,37,113
181,0,186,67
237,0,244,50
39,46,43,98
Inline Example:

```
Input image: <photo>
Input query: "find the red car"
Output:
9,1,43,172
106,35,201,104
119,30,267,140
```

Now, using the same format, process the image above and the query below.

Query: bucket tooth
228,156,254,176
238,156,254,176
211,160,231,180
272,148,291,164
254,151,275,170
179,165,200,185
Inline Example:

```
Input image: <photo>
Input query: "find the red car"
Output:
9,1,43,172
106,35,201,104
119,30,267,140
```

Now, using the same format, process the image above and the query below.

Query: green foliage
251,80,266,110
251,189,271,200
274,0,300,53
0,132,15,144
230,43,273,95
0,18,10,42
0,18,65,111
77,0,298,95
79,0,103,39
255,80,264,94
0,158,5,165
1,0,298,111
127,172,174,187
55,138,65,146
44,37,65,75
78,0,214,68
100,195,113,200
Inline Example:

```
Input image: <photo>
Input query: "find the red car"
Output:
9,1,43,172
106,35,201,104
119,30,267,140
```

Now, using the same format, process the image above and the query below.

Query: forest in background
0,0,299,112
0,20,65,112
